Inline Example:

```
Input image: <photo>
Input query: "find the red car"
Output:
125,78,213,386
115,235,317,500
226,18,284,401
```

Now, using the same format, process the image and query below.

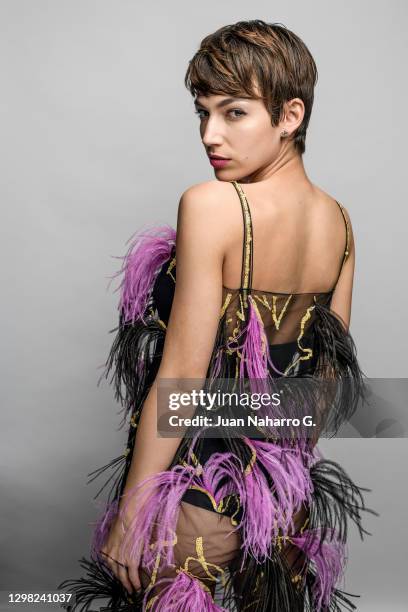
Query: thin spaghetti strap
230,181,254,305
333,199,350,283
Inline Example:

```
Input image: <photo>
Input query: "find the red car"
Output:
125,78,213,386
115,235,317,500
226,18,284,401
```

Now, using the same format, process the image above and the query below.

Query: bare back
222,181,349,292
217,181,353,349
221,180,353,332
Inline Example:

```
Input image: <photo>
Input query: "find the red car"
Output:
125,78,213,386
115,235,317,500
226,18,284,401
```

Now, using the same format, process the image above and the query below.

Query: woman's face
194,93,302,182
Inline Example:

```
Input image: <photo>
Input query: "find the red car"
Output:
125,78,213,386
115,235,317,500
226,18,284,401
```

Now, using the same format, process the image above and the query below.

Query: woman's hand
100,513,142,596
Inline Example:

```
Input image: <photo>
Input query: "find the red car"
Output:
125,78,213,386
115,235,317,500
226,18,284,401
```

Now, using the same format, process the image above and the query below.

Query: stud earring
280,129,289,138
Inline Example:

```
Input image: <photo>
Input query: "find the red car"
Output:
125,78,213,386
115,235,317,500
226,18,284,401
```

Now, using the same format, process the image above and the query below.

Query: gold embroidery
271,294,292,330
217,493,240,524
181,459,203,476
228,495,241,527
149,530,178,550
243,439,257,476
220,291,233,319
187,485,223,512
190,451,200,467
218,494,233,514
236,309,246,322
254,293,270,309
233,357,239,389
273,533,295,552
291,573,303,584
233,183,252,289
166,255,176,283
247,296,267,357
148,306,167,329
148,551,161,587
235,293,246,327
129,413,139,428
284,304,315,375
145,594,159,610
300,516,309,534
196,536,225,582
254,293,292,330
226,294,246,349
180,536,226,586
232,181,253,308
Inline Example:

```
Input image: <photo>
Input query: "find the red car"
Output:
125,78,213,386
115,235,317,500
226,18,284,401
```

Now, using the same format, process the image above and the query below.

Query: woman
58,19,377,611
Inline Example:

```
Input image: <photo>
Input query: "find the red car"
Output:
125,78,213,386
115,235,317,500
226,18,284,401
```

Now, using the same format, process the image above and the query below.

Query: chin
212,169,232,179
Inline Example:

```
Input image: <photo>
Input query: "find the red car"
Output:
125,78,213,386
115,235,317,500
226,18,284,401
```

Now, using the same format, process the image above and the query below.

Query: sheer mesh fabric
138,500,308,610
221,287,333,347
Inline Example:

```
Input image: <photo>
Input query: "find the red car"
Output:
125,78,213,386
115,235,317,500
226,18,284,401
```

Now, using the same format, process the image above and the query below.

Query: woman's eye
194,108,246,119
228,109,246,118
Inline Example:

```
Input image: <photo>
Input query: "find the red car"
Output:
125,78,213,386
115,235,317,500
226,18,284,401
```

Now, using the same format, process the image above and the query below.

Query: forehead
194,94,254,107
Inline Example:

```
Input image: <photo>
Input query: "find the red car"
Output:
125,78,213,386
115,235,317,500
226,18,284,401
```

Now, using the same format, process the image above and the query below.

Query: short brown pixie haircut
184,20,318,156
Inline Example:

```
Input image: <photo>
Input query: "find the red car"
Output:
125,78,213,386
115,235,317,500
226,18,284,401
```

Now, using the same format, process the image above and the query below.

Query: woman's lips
209,157,230,168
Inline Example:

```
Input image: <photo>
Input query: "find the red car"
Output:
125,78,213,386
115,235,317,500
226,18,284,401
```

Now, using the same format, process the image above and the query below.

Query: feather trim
97,315,164,424
237,437,314,564
112,463,199,572
56,555,144,611
111,224,176,325
290,527,347,611
308,458,379,547
312,300,369,434
143,568,227,611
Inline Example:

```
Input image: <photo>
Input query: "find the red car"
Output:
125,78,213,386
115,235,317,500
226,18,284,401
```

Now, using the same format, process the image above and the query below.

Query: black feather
57,555,144,611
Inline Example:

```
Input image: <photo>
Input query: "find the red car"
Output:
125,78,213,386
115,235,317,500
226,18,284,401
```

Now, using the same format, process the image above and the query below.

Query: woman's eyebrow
194,97,249,109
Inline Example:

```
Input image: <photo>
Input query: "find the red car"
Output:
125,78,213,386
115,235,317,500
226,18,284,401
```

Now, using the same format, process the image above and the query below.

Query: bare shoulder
312,183,355,251
312,183,352,220
177,180,232,232
176,180,232,251
180,179,232,208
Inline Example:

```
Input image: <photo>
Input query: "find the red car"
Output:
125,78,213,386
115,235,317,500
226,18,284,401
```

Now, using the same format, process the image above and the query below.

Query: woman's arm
310,207,357,445
330,206,355,331
119,181,226,518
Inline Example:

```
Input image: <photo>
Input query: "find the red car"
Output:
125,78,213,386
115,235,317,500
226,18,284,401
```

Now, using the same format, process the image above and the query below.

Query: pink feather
290,527,347,611
109,224,176,324
143,568,227,611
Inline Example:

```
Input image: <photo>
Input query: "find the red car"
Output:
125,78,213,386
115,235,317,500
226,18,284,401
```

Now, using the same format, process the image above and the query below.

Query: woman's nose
201,118,224,147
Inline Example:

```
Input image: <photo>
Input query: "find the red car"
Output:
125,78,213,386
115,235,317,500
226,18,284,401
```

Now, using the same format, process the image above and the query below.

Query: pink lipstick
209,156,231,168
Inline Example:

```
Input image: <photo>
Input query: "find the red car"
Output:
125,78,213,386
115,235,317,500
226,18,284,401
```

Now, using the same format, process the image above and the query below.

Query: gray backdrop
1,1,406,611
